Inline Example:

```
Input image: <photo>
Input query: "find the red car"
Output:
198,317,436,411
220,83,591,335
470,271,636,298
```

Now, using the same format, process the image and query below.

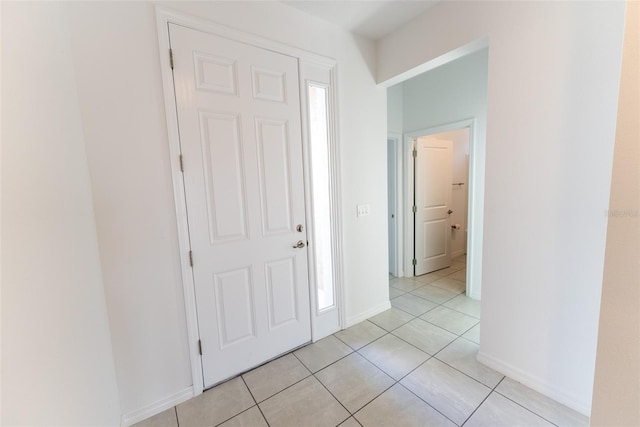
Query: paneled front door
169,23,311,388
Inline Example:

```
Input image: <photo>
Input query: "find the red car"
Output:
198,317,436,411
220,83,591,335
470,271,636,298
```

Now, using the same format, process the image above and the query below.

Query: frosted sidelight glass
308,85,335,311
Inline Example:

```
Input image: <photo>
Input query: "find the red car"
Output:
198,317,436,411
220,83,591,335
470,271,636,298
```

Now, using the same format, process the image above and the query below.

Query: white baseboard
477,351,591,416
121,386,193,427
468,290,481,300
345,301,391,328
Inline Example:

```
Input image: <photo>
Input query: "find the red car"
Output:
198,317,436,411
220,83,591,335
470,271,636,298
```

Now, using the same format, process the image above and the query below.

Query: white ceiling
282,0,440,40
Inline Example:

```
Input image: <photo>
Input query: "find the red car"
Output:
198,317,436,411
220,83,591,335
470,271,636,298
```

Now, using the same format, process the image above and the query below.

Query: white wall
62,0,387,419
377,1,625,414
66,3,193,418
387,83,403,134
1,2,121,425
402,50,487,135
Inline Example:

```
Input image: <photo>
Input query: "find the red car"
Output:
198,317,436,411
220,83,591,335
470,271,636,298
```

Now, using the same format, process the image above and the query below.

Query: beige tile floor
135,256,589,427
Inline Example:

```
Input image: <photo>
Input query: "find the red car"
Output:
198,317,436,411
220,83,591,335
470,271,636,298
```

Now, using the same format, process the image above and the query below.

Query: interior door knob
293,240,306,248
447,209,453,215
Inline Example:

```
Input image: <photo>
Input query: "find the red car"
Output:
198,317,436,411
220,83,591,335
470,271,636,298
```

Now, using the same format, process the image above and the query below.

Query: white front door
169,23,311,388
415,137,453,276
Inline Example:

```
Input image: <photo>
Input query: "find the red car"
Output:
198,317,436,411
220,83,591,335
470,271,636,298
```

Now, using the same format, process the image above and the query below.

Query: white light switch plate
357,204,370,217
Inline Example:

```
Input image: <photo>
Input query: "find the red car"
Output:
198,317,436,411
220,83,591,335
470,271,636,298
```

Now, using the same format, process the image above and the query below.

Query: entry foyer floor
135,256,588,427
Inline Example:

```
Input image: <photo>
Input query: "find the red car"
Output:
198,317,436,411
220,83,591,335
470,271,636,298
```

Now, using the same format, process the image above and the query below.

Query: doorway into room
411,127,470,281
384,47,488,300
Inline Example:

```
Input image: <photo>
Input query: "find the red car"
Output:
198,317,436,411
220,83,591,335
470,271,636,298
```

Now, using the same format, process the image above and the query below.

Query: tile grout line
394,286,481,326
293,337,398,426
291,352,353,425
491,388,563,427
311,369,355,423
460,375,506,426
348,382,397,421
386,305,490,389
368,289,498,402
334,267,473,424
395,380,461,426
238,375,271,427
199,270,479,427
293,341,355,376
247,368,313,406
338,329,438,420
174,406,180,427
180,265,485,427
332,330,461,427
429,336,503,388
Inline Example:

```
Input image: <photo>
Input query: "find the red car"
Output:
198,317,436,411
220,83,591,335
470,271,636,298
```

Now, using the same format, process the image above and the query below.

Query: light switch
357,204,370,217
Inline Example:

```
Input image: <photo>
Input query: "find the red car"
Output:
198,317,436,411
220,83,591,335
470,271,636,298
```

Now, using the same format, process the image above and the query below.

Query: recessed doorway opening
384,46,488,301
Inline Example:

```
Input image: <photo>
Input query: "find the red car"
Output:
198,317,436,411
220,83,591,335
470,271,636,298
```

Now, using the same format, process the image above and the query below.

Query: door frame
155,7,345,396
402,118,483,299
387,133,403,277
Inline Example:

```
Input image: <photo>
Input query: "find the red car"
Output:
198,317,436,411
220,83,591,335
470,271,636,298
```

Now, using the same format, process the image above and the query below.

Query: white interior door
169,23,311,388
415,137,453,276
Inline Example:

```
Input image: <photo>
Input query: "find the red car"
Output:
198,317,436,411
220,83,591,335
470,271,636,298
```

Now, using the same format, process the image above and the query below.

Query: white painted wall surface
1,2,121,425
402,50,487,135
66,3,193,417
387,83,403,134
63,0,387,418
378,1,625,414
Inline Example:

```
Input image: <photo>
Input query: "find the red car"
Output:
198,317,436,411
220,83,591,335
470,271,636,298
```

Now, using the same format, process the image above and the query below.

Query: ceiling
281,0,440,40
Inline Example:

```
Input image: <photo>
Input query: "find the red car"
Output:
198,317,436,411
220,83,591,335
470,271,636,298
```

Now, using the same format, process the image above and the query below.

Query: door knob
296,224,304,232
293,240,306,248
447,209,453,215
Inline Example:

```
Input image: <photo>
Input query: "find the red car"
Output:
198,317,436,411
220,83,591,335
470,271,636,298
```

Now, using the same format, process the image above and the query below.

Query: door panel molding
155,7,343,397
415,137,453,275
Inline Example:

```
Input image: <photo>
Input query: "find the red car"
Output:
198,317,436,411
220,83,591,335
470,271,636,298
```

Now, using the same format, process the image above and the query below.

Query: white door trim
155,7,344,397
387,132,403,277
403,118,483,300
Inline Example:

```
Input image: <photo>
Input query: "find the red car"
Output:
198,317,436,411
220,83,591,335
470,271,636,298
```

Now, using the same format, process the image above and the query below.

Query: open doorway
400,119,479,298
385,47,488,301
412,128,469,276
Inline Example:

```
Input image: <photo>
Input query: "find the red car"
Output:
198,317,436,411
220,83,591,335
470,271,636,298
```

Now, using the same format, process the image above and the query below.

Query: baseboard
121,386,194,427
345,301,391,328
477,351,591,416
468,290,481,300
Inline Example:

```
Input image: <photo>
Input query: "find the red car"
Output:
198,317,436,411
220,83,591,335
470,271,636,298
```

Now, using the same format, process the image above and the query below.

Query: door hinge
412,259,417,266
179,154,184,172
412,148,417,158
169,48,174,69
198,339,203,355
412,205,417,213
189,250,193,267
